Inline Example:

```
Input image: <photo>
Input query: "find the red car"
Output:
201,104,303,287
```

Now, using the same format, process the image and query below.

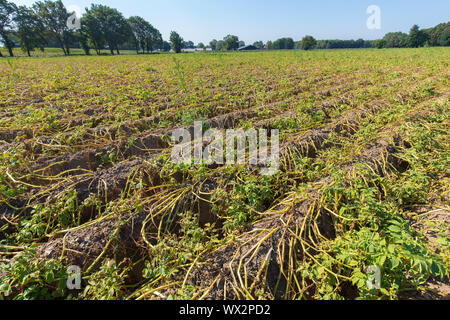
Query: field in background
0,48,448,300
0,47,141,58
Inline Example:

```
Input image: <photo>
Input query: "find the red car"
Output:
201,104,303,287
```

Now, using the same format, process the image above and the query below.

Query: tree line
0,0,449,57
0,0,173,57
375,23,449,48
259,22,449,51
207,22,449,52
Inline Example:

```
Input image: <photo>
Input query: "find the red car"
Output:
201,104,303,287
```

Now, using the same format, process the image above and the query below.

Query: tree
266,40,272,50
314,39,374,49
82,5,131,55
151,29,162,52
139,22,162,53
375,39,386,49
160,41,171,52
77,30,90,55
355,38,365,48
170,31,183,53
286,38,295,49
271,37,294,50
438,27,450,46
424,22,450,46
300,35,317,50
209,39,217,51
81,8,103,54
408,25,429,48
105,7,131,54
197,42,205,50
223,34,239,51
238,40,245,48
0,0,17,57
183,40,194,49
253,41,264,49
14,6,47,57
33,0,74,56
382,32,408,48
216,40,225,51
128,16,148,53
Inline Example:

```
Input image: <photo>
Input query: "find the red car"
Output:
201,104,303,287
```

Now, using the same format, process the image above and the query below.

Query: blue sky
11,0,450,44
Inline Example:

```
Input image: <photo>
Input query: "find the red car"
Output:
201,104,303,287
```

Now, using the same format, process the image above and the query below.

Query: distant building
238,45,257,51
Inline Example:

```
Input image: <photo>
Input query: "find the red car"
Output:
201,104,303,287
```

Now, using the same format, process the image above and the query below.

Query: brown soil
160,135,410,300
278,100,388,171
399,208,450,300
37,208,148,272
31,134,167,177
0,128,33,143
